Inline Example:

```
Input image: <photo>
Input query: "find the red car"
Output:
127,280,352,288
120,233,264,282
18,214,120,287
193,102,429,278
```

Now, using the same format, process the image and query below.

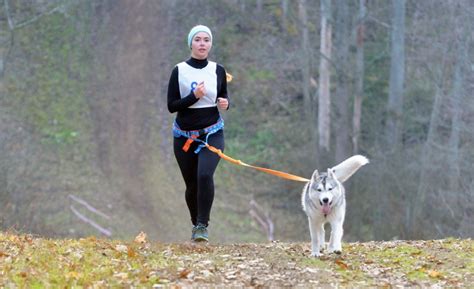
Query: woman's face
191,32,212,60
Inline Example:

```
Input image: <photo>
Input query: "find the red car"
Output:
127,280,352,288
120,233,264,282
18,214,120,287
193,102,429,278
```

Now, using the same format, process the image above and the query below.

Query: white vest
177,61,217,109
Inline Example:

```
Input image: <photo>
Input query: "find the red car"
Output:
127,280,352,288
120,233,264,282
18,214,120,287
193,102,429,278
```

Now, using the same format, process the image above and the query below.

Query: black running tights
173,130,224,226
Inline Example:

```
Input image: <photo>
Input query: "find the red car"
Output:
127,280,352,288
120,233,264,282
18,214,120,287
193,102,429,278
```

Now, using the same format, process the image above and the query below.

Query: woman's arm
216,64,230,110
167,66,199,113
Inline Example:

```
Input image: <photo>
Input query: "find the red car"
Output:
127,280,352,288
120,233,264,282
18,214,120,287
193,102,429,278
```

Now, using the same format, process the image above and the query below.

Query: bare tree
281,0,288,30
256,0,263,13
446,23,467,191
385,0,405,148
318,0,332,152
352,0,366,153
298,0,312,120
249,199,274,241
333,0,352,162
409,0,472,239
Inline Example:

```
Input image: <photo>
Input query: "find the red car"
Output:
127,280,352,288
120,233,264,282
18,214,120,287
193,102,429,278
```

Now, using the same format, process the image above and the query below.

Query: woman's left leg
196,130,224,226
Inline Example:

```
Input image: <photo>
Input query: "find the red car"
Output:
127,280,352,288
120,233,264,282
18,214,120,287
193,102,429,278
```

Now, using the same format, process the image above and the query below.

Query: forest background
0,0,472,243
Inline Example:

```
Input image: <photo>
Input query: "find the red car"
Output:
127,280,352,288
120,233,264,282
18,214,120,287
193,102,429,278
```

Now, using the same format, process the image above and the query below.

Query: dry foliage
0,231,472,287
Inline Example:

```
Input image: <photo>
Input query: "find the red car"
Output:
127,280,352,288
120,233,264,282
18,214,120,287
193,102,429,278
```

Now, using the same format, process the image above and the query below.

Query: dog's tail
331,155,369,183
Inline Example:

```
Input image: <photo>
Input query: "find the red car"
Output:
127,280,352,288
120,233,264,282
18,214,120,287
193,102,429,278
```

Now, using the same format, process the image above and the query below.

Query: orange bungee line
204,143,310,183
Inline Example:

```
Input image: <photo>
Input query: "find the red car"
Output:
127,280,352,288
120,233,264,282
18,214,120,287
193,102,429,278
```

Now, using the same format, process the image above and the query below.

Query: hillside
0,232,472,287
1,0,473,249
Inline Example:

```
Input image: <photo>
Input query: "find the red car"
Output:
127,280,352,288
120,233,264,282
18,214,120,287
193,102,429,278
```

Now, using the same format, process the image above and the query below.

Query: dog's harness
173,118,224,154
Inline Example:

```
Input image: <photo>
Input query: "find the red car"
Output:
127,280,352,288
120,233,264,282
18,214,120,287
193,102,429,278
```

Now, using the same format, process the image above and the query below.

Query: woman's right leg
173,136,199,226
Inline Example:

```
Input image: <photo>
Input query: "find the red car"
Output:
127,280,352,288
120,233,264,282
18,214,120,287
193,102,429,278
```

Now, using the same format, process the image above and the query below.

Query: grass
0,231,472,287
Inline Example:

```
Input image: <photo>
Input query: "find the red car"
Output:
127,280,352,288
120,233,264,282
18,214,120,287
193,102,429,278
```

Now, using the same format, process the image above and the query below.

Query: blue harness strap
173,118,224,154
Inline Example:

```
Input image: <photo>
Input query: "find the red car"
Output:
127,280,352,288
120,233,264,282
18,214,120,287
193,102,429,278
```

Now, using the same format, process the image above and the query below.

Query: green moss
300,257,326,268
248,68,276,82
407,268,430,281
365,243,424,264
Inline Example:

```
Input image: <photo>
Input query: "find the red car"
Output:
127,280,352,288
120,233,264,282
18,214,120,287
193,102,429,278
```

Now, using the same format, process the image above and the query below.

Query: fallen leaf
178,268,192,279
115,244,128,253
66,271,80,279
335,259,349,270
114,272,128,279
428,270,442,278
134,232,148,244
127,246,137,258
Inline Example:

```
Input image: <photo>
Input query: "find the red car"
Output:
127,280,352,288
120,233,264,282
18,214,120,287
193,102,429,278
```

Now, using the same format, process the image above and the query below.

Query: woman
167,25,229,242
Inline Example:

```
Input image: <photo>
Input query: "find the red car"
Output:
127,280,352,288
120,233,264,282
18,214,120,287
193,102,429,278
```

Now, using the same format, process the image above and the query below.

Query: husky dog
301,155,369,257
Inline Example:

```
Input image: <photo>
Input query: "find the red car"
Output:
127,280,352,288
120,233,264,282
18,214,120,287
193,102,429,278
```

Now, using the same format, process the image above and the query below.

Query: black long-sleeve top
167,57,229,131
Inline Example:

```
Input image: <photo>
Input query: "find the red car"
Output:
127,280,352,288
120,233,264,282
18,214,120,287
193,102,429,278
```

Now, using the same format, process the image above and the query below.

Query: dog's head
308,169,344,216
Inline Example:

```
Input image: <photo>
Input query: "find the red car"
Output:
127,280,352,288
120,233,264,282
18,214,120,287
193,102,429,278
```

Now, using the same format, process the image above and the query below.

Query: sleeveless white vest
177,61,217,109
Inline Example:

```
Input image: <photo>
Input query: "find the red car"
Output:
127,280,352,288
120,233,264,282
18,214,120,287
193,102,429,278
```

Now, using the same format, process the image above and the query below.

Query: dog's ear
311,170,320,182
328,168,336,179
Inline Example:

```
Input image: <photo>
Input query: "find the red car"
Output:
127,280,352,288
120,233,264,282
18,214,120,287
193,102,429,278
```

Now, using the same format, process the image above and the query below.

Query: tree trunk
333,0,351,162
256,0,263,13
239,0,246,12
298,0,312,120
447,24,467,191
352,0,366,154
298,0,318,164
385,0,405,148
409,0,469,239
281,0,288,30
410,67,445,238
318,0,332,152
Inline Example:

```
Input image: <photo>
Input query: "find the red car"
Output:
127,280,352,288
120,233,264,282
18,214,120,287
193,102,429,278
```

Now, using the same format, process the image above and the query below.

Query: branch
0,26,14,77
70,205,112,237
433,222,445,237
14,4,65,30
249,199,274,241
3,0,14,30
69,194,111,220
3,0,67,30
367,14,391,29
249,209,274,241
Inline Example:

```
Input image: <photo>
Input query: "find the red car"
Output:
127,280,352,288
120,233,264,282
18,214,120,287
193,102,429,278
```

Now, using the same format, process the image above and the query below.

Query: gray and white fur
301,155,369,257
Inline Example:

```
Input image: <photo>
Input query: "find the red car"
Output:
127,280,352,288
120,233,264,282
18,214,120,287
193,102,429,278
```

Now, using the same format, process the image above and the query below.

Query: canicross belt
173,118,224,154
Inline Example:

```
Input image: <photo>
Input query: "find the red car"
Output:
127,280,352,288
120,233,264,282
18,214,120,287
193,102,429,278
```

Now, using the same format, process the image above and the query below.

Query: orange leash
205,144,310,183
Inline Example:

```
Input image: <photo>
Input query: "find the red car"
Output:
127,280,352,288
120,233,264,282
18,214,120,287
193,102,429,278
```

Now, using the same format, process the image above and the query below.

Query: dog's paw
328,248,342,255
311,251,323,258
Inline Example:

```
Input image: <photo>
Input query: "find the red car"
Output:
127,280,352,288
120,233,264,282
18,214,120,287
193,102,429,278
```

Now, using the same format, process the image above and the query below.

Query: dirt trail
0,232,472,287
88,0,170,227
158,239,473,288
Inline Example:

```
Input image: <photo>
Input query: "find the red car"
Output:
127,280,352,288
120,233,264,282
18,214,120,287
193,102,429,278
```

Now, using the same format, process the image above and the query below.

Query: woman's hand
217,97,229,110
194,82,206,99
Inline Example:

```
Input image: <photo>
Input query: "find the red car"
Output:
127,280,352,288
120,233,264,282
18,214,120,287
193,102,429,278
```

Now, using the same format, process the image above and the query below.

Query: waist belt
173,118,224,154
